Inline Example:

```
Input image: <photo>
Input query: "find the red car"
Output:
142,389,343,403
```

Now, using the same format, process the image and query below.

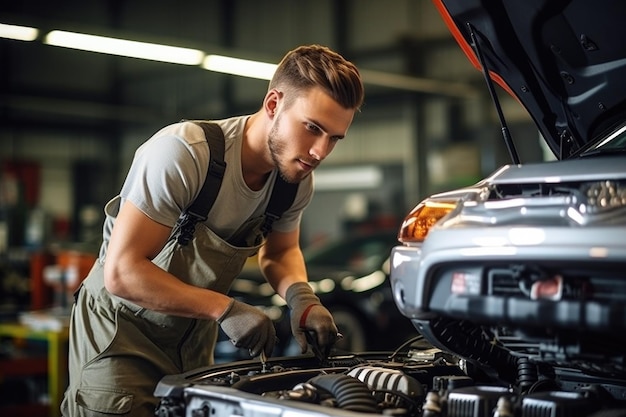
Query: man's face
268,87,356,184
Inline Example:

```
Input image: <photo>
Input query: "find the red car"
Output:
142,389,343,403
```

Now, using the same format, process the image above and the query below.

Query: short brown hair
269,44,364,111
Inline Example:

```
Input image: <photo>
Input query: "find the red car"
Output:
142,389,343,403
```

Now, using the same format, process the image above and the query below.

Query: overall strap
261,176,299,237
176,121,226,245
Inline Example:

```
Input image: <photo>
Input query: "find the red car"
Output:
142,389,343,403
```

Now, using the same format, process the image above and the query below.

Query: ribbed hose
431,318,518,383
308,374,379,413
516,357,537,394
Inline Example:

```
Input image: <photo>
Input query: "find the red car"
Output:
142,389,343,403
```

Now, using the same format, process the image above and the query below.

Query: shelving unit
0,322,69,417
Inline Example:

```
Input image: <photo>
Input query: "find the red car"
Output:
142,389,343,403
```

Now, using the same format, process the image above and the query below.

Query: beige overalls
61,196,264,416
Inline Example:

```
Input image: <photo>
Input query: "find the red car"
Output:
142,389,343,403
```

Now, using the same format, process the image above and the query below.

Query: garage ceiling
0,0,481,136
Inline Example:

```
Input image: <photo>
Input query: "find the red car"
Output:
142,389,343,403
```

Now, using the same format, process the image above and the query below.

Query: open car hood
434,0,626,160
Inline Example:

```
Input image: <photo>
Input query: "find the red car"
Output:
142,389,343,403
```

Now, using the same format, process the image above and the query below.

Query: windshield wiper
579,147,626,158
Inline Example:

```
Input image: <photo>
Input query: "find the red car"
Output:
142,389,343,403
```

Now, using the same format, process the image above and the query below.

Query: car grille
486,265,626,302
487,268,524,297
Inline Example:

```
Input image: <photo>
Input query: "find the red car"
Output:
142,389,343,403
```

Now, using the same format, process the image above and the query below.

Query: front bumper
390,225,626,332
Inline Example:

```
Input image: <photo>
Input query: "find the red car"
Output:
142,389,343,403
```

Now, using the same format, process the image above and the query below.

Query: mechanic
60,44,365,417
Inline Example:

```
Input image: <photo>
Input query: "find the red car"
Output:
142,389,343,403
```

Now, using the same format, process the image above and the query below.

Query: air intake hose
308,374,379,413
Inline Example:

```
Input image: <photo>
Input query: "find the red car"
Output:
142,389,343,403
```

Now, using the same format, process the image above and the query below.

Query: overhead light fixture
0,21,480,95
44,30,205,65
0,23,39,41
202,55,276,80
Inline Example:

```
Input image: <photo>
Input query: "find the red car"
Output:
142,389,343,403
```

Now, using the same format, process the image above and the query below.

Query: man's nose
309,136,332,161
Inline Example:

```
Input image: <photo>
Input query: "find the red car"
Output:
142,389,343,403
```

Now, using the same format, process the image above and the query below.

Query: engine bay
154,337,626,417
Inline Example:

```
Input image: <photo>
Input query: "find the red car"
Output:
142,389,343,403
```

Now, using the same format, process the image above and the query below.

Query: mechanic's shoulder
160,120,211,147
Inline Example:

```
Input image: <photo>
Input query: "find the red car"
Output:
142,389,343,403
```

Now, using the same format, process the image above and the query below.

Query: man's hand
217,298,276,357
285,282,339,354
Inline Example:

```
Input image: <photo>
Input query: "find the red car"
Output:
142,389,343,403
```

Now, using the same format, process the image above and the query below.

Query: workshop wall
0,0,536,250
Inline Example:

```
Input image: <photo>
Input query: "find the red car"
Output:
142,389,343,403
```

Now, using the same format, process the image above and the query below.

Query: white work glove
285,282,339,354
217,298,276,357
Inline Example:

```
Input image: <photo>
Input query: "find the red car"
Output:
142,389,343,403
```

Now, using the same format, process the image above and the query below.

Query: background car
215,229,416,360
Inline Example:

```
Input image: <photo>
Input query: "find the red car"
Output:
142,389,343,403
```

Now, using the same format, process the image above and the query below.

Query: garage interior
0,1,544,415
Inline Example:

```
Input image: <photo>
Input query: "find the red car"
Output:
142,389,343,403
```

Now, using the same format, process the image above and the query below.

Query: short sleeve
119,127,208,228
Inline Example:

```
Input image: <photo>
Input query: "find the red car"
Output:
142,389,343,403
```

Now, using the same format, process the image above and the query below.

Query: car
389,0,626,414
215,229,416,360
155,1,626,416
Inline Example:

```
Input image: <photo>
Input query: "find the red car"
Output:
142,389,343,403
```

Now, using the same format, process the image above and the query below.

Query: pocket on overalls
75,387,133,415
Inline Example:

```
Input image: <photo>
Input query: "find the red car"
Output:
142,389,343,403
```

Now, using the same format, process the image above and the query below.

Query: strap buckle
176,211,208,245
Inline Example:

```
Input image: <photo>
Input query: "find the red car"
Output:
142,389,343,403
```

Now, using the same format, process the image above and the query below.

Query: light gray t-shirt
99,115,314,258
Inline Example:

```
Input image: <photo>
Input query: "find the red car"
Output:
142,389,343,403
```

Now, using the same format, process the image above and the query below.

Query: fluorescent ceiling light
202,55,276,80
0,21,479,95
0,23,39,41
44,30,204,65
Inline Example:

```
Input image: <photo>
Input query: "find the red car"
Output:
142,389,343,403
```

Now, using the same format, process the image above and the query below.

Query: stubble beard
267,118,312,184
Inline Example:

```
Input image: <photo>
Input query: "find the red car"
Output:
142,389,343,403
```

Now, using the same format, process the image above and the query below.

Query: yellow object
0,322,69,417
398,200,458,243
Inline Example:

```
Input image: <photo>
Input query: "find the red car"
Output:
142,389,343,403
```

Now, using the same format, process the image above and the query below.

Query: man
61,44,365,416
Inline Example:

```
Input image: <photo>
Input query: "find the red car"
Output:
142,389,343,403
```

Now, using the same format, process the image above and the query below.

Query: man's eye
306,123,321,133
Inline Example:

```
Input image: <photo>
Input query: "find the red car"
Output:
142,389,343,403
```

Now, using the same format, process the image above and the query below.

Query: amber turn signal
397,200,458,243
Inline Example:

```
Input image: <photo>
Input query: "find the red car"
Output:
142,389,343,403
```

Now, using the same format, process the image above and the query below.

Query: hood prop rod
467,23,521,165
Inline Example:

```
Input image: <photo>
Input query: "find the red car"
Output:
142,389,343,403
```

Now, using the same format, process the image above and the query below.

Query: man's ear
264,89,282,118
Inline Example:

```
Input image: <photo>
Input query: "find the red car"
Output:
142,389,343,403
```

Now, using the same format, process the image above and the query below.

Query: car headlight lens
398,200,458,243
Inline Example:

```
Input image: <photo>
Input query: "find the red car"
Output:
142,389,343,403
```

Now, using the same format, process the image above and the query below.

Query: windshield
578,123,626,157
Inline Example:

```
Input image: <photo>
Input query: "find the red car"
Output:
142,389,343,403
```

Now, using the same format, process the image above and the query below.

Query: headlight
397,200,458,243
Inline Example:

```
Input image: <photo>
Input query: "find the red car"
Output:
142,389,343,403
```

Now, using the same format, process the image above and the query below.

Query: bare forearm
259,246,308,299
104,258,231,320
